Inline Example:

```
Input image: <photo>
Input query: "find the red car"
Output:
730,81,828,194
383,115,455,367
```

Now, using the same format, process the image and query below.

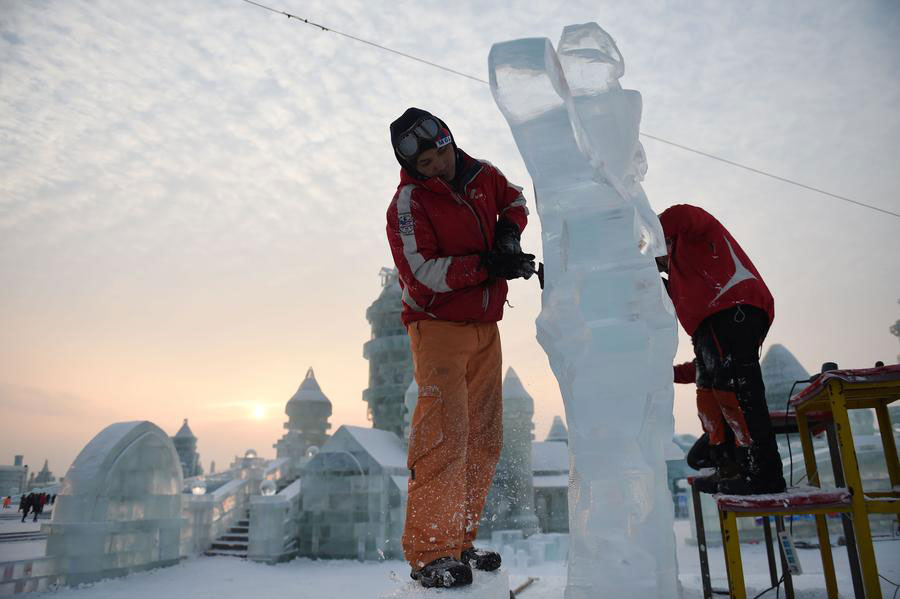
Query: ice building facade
172,419,202,478
28,459,56,490
274,367,333,477
363,268,414,438
481,368,539,536
490,23,679,598
532,422,569,533
297,425,408,560
0,455,28,496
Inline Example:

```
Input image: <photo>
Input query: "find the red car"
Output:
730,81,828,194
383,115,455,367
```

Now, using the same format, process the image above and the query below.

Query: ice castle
362,268,414,438
274,367,333,478
172,419,202,478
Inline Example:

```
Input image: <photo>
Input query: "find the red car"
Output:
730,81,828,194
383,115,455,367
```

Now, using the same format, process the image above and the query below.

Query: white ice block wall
489,23,679,599
182,476,252,555
249,478,302,563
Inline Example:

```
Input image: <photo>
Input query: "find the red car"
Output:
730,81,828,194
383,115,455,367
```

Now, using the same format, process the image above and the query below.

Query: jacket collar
399,149,483,194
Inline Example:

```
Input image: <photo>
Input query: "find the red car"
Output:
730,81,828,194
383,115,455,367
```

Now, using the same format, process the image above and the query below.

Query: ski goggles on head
395,117,452,160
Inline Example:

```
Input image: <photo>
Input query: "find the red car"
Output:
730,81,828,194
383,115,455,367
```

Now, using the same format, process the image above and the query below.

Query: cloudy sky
1,0,898,477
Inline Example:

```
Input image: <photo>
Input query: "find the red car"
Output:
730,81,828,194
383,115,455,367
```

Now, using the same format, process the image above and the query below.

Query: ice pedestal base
380,570,510,599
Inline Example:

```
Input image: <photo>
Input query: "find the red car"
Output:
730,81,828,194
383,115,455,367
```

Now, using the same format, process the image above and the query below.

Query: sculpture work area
489,23,679,598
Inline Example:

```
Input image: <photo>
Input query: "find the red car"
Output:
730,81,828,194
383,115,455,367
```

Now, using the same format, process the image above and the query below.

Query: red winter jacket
386,150,528,326
660,204,774,336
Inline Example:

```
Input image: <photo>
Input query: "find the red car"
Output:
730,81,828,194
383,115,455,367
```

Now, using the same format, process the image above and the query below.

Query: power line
240,0,487,84
239,0,900,220
638,133,899,218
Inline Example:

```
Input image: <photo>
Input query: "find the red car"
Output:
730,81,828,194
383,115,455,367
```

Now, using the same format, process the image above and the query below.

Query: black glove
493,217,522,254
481,251,536,280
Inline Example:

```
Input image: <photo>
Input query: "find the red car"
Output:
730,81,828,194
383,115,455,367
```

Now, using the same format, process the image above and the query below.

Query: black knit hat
389,107,455,179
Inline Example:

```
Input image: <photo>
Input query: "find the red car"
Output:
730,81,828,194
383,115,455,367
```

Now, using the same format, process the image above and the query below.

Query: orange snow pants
402,320,503,570
696,387,752,447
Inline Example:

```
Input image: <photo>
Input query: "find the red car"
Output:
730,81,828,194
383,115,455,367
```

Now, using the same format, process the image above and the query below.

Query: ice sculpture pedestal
380,570,510,599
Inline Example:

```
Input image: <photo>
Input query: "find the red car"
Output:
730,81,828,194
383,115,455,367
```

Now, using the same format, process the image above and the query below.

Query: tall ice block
489,23,679,599
380,570,510,599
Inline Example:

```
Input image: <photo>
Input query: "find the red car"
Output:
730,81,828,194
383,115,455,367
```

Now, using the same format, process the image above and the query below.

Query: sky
1,0,899,478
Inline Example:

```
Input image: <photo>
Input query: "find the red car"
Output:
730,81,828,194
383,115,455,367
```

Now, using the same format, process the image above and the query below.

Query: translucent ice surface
46,421,184,585
489,23,679,599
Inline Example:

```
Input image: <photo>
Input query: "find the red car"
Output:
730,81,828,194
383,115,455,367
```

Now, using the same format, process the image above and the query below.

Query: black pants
692,305,784,480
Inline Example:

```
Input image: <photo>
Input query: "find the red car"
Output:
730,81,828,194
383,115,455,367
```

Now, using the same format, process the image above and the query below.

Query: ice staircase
205,509,250,558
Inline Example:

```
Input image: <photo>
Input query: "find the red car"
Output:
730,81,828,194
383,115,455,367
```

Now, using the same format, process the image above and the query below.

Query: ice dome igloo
44,421,184,586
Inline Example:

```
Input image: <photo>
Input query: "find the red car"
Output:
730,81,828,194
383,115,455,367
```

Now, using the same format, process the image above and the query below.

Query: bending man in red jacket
659,204,785,495
386,108,535,588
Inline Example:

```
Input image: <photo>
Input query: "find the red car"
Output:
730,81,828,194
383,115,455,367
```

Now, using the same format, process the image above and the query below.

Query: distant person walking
19,494,31,522
2,496,10,509
32,493,44,522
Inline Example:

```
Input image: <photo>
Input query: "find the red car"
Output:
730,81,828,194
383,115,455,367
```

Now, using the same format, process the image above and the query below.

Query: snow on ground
0,520,42,533
8,521,898,598
0,519,46,563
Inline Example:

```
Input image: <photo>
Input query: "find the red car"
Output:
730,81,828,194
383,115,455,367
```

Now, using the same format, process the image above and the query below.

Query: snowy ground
0,519,46,563
5,521,898,598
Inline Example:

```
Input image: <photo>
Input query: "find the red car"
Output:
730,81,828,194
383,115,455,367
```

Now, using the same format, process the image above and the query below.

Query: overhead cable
239,0,900,219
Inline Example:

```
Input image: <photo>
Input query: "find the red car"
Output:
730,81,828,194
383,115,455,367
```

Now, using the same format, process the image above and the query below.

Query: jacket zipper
441,172,491,314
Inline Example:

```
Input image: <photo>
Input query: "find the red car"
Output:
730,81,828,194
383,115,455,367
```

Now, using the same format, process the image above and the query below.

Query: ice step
380,570,509,599
204,548,248,558
211,541,248,550
0,531,48,542
216,534,250,543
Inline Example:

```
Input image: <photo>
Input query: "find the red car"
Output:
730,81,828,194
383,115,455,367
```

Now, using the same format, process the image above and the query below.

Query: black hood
389,107,458,180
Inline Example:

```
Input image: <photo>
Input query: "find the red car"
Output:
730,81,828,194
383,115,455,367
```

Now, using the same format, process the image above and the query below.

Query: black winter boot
461,547,502,572
717,446,786,495
410,557,473,588
686,434,714,470
692,443,739,494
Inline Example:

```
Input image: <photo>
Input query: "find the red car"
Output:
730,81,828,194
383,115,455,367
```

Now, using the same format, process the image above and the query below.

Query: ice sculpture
46,421,184,585
489,23,679,598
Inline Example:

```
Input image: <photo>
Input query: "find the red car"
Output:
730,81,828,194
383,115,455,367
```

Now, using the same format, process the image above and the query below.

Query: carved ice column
489,24,678,599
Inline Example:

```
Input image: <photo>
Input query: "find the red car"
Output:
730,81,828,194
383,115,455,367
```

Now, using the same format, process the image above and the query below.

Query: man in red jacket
386,108,534,588
659,204,785,495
